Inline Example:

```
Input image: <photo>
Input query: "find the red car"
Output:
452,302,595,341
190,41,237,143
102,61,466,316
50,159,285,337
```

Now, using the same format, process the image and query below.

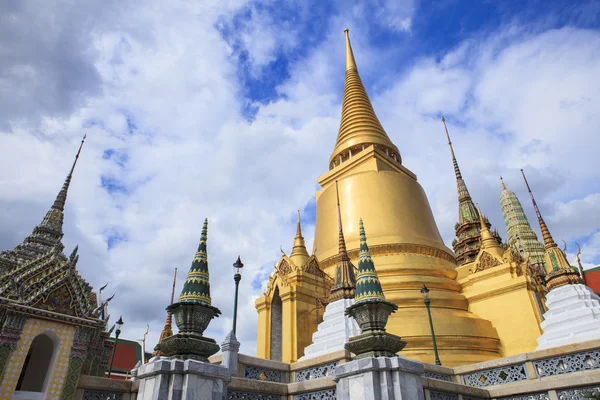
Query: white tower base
299,297,361,360
536,283,600,350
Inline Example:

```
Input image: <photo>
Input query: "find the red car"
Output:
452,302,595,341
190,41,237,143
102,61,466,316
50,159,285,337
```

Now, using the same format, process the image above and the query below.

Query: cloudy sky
1,0,600,355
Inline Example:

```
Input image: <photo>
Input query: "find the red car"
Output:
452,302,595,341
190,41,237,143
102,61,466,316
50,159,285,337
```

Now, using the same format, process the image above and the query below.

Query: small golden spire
521,169,555,249
476,203,503,256
153,267,177,356
576,243,587,284
344,29,357,71
290,210,310,267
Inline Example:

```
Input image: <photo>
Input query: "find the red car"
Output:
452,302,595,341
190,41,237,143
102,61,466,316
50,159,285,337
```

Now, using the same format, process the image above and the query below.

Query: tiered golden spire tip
330,29,400,166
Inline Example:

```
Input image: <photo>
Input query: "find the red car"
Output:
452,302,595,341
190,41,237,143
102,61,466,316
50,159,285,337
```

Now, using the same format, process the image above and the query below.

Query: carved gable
473,251,502,273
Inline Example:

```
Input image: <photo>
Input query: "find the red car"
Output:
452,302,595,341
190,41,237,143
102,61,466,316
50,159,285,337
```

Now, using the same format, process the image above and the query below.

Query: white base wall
299,297,361,361
537,284,600,350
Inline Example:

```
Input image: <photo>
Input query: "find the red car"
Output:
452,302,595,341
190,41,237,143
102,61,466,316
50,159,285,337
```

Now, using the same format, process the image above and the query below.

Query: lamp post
232,256,244,335
107,316,124,378
420,285,441,365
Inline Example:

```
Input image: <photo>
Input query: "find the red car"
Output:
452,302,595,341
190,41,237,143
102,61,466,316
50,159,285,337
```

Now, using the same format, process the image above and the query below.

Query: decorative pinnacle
441,115,471,202
330,180,356,301
476,203,501,252
344,29,357,71
354,218,386,304
53,135,86,212
296,210,302,237
500,176,507,190
290,210,309,266
521,169,555,249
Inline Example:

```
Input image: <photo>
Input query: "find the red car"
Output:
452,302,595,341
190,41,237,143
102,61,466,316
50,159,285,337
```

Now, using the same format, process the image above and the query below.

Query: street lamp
232,256,244,335
420,285,441,366
107,316,124,378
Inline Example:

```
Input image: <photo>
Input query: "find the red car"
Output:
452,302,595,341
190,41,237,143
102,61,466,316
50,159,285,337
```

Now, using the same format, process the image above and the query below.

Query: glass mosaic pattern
533,349,600,377
294,389,336,400
497,394,550,400
295,362,338,382
83,390,123,400
422,371,453,381
429,391,458,400
557,384,600,400
243,365,284,382
228,391,278,400
460,363,528,387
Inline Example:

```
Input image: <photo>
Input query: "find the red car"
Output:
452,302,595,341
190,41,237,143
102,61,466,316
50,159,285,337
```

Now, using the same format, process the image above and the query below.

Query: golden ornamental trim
319,243,455,269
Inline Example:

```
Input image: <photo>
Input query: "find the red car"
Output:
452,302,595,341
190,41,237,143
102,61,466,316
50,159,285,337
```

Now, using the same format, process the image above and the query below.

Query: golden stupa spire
521,169,555,249
330,180,356,301
153,267,177,356
290,210,310,267
477,204,503,257
330,29,400,166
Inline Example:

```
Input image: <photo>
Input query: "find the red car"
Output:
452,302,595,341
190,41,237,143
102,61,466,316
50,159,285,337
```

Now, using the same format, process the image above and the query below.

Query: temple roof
0,137,101,322
330,29,400,166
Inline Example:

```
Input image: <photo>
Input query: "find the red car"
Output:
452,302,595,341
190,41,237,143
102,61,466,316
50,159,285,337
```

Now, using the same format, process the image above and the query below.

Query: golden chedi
312,30,501,366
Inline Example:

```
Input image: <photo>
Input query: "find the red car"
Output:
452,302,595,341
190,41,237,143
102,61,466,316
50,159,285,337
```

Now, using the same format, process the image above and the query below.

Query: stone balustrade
74,338,600,399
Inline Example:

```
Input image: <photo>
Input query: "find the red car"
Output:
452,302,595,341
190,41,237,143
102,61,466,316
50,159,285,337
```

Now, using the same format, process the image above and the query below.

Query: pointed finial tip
344,28,349,33
441,115,445,122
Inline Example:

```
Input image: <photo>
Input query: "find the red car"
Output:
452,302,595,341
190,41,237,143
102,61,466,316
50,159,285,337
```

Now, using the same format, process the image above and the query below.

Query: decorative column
135,219,231,400
61,326,93,400
332,219,424,400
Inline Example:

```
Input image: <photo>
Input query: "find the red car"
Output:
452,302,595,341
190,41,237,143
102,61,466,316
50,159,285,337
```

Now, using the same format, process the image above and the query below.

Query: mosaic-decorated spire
441,117,500,265
520,170,582,288
500,176,546,270
179,219,212,305
0,136,86,268
521,170,555,249
354,219,386,304
330,181,356,301
330,29,400,168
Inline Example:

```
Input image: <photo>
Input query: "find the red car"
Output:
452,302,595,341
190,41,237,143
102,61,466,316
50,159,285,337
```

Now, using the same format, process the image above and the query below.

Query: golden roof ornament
329,180,356,301
289,210,310,267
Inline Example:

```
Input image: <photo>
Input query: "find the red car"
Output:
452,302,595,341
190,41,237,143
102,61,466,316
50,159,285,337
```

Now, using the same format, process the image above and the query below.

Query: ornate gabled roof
330,181,356,301
179,219,213,305
0,136,86,270
354,219,386,304
500,177,546,271
329,29,400,167
0,244,98,319
441,117,501,266
521,169,582,289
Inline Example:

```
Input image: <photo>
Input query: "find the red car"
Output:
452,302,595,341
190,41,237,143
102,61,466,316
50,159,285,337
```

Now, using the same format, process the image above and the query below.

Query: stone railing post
221,330,240,377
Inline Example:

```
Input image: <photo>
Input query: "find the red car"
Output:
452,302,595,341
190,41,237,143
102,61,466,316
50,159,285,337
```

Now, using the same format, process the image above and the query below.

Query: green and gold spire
179,219,212,305
441,116,501,265
354,219,386,304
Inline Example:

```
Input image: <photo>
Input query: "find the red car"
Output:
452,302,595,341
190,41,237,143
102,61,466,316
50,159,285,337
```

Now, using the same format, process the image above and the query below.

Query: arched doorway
270,287,282,361
15,332,57,395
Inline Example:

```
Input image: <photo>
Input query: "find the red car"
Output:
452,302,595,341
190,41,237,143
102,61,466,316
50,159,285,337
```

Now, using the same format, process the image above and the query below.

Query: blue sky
1,0,600,354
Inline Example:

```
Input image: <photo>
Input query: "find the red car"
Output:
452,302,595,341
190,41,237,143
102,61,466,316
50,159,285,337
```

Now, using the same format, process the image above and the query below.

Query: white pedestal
134,358,230,400
332,356,425,400
299,298,361,361
536,284,600,350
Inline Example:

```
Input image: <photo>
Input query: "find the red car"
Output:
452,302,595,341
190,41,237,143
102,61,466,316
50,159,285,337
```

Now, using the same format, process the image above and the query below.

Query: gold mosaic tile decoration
0,318,75,399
